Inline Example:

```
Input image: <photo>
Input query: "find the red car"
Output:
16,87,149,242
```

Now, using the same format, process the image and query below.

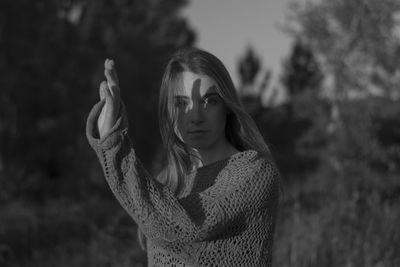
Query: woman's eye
203,97,219,107
175,99,189,108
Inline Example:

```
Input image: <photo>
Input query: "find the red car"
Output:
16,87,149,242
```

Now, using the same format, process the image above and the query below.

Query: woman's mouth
187,130,209,134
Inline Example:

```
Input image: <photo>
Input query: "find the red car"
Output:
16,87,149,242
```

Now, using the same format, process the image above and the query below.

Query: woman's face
173,71,229,151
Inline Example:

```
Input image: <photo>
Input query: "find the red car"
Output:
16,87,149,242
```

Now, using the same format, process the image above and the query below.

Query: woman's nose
189,102,204,124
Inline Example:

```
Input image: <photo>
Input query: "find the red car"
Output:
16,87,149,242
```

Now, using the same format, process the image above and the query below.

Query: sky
182,0,294,94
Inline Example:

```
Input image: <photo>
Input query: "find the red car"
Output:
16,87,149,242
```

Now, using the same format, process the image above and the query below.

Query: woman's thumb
99,81,108,100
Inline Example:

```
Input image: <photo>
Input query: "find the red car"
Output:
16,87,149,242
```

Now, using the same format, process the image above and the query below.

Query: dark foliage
0,0,195,265
281,39,323,96
238,46,261,86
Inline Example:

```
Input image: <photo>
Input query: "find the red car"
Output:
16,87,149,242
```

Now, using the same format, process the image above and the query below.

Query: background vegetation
1,0,399,266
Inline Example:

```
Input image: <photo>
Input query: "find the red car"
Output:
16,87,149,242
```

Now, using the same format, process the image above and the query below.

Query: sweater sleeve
86,100,280,244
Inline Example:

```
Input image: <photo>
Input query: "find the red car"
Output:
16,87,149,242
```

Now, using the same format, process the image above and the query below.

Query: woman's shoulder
226,149,280,183
228,149,275,168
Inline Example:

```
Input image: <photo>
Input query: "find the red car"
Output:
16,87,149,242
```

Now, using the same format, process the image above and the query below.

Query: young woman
86,47,280,266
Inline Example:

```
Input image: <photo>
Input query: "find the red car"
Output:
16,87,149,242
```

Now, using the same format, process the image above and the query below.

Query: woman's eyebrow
203,92,220,98
174,95,190,99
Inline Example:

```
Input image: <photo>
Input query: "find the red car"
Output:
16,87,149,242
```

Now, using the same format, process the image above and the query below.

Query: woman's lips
187,130,208,134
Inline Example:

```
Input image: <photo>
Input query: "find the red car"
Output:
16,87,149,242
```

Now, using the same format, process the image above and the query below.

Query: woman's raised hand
97,58,122,139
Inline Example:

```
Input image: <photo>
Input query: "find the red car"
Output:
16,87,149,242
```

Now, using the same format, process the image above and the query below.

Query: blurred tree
237,46,270,114
281,0,400,172
0,0,195,200
252,38,325,177
238,46,261,89
281,38,323,97
270,3,400,266
285,0,400,99
281,37,327,156
236,40,325,177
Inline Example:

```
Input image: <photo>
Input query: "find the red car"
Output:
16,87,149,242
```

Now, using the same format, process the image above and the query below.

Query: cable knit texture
86,100,280,267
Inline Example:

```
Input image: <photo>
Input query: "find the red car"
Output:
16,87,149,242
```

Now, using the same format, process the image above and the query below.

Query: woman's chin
185,141,212,151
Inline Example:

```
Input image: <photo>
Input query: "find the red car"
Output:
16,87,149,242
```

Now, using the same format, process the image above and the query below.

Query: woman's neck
195,138,239,167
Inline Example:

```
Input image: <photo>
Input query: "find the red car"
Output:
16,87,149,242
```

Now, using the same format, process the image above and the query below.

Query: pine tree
238,46,261,91
281,38,323,98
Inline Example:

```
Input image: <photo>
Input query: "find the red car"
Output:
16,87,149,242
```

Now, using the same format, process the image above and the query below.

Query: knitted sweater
86,100,280,267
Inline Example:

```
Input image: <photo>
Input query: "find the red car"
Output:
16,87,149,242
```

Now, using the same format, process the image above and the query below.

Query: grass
273,161,400,267
0,194,147,267
1,160,399,266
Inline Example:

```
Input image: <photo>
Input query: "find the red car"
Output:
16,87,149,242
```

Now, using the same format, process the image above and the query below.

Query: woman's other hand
97,58,121,139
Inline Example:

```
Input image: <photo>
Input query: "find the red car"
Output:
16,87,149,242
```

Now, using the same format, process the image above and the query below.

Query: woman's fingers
107,59,119,84
99,81,108,100
98,59,122,139
104,59,120,98
99,79,115,114
100,80,118,111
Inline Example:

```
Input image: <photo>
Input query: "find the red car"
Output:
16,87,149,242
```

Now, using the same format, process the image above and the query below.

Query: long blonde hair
138,47,272,249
